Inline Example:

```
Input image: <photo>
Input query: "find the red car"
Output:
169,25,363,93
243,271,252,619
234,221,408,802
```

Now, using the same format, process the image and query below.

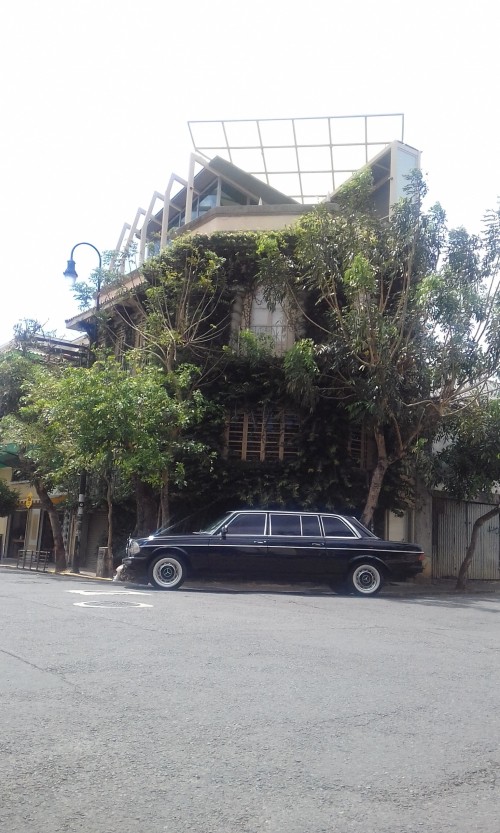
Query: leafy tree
105,233,263,524
108,232,267,372
70,249,134,313
0,478,19,517
0,352,69,571
138,237,228,373
26,355,211,574
431,400,500,589
0,351,34,418
257,173,500,526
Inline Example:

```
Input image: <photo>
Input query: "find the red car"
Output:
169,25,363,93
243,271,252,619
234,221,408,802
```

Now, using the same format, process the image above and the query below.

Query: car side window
226,513,266,535
270,515,301,536
321,516,356,537
301,515,321,536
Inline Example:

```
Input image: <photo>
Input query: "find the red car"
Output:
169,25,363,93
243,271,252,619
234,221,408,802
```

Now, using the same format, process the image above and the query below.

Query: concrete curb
0,563,112,582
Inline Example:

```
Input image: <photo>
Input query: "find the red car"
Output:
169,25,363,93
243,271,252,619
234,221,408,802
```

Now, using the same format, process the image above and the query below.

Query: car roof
228,510,353,516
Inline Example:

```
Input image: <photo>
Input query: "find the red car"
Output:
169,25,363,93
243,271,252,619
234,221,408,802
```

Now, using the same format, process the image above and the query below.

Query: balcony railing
236,325,294,356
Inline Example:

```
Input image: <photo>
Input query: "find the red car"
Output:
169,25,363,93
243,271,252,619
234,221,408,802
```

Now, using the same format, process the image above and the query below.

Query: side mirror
221,526,227,540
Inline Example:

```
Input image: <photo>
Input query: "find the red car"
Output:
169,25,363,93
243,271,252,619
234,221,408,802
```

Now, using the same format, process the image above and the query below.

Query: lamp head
63,259,78,284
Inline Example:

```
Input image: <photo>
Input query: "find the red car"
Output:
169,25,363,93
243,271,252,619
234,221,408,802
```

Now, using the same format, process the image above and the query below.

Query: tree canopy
0,352,69,570
0,478,19,517
17,354,212,570
257,171,500,524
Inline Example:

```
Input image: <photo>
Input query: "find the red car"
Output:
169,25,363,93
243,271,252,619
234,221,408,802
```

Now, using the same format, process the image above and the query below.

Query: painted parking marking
74,600,153,609
68,590,151,596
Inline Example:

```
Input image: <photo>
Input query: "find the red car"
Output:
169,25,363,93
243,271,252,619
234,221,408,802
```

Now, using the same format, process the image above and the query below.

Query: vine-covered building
59,117,500,580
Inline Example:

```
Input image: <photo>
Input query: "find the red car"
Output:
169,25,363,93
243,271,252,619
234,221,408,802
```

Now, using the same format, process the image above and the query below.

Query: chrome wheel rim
352,564,381,594
153,558,182,588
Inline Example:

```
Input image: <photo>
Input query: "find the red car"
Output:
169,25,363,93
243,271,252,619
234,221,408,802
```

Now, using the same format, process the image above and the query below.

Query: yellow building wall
0,468,51,558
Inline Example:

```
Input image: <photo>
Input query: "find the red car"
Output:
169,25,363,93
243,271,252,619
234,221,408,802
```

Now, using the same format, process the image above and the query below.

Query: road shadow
381,591,500,612
178,583,335,598
121,580,500,607
5,567,500,610
153,582,500,611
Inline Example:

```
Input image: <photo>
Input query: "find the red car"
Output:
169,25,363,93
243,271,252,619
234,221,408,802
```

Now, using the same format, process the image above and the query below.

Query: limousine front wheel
348,562,383,596
149,554,186,590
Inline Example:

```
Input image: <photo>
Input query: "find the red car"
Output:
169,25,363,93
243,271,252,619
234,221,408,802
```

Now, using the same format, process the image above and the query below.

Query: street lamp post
63,242,102,573
64,241,103,320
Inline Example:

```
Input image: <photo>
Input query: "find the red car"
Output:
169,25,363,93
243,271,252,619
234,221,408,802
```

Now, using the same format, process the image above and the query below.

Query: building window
249,288,295,355
166,176,253,229
234,286,295,356
113,321,139,361
220,182,250,207
224,409,299,462
168,209,185,231
348,427,375,471
10,469,28,483
190,180,218,221
114,326,126,360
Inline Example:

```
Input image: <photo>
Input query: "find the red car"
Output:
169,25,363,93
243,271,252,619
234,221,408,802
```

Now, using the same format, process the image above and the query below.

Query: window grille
114,327,126,359
224,409,299,462
348,427,375,471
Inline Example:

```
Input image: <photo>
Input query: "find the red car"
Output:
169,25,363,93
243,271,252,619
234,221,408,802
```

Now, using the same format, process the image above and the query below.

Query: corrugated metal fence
432,497,500,579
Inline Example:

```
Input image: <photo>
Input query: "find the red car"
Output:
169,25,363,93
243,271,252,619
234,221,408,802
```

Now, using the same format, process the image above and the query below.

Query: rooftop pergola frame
188,114,405,203
111,114,408,271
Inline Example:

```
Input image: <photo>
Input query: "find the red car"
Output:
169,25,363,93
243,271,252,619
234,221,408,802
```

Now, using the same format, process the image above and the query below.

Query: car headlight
128,540,141,556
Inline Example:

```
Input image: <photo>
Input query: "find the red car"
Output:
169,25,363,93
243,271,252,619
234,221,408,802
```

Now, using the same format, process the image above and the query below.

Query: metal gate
81,512,108,573
432,497,500,579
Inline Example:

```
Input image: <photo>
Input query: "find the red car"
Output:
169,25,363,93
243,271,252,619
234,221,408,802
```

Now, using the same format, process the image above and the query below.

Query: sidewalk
385,577,500,596
0,558,112,582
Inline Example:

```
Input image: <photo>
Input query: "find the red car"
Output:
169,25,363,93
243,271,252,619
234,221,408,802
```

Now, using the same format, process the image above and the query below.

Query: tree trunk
134,478,158,537
71,470,87,574
456,506,500,590
160,469,170,528
33,478,67,573
104,476,114,578
360,427,390,528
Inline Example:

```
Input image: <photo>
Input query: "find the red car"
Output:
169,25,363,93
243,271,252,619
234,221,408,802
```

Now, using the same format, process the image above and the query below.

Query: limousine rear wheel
348,562,383,596
149,554,186,590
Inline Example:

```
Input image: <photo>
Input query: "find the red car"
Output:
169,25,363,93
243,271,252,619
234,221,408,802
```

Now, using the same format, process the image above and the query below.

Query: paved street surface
1,570,500,833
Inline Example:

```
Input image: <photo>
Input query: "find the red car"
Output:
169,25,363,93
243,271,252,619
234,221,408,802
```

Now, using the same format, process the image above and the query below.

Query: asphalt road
1,569,500,833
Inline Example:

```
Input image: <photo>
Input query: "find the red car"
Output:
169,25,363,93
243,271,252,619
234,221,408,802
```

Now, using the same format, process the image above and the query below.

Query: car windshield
198,514,232,535
148,523,179,536
149,516,197,536
146,514,232,537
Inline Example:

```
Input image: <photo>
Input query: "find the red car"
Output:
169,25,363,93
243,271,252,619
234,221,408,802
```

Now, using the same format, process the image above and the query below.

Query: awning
0,444,19,468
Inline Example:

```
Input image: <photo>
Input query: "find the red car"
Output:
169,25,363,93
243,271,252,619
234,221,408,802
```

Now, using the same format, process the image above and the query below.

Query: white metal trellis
188,114,405,204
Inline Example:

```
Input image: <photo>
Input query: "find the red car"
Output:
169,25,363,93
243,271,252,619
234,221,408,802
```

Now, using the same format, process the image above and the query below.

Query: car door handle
309,542,324,547
253,540,266,545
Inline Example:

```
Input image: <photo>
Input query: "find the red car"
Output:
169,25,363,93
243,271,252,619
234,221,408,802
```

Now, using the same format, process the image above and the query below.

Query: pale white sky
1,0,499,345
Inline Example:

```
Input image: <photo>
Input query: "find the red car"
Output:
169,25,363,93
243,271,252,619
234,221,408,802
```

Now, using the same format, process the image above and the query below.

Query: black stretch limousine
123,510,425,596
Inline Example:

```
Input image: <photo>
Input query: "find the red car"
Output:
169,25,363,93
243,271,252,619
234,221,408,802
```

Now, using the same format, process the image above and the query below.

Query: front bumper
122,555,149,576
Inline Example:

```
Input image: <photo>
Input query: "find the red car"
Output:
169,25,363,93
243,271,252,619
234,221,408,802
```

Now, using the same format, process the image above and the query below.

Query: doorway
7,510,28,559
